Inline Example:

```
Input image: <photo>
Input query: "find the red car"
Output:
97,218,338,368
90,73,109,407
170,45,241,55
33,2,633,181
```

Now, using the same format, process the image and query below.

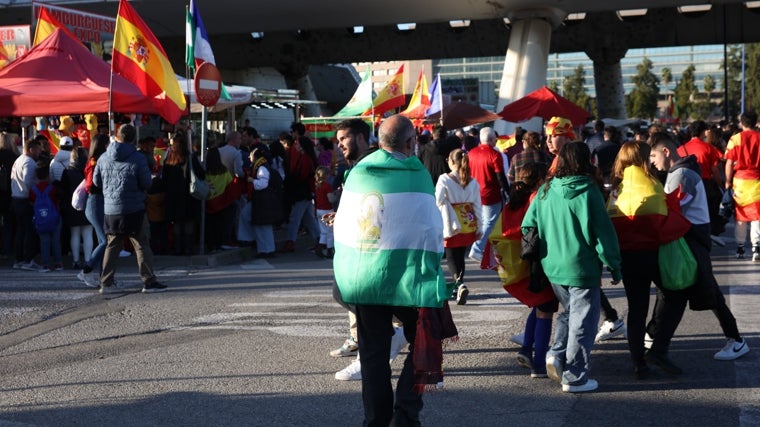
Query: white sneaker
20,260,42,271
509,333,525,346
644,332,653,350
753,246,760,262
330,337,359,357
595,319,627,342
77,270,100,288
335,358,362,381
714,338,750,361
456,284,469,305
389,327,408,363
545,356,563,383
562,379,598,393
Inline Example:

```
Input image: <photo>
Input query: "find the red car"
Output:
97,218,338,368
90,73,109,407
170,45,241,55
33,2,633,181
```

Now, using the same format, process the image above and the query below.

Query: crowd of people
2,110,757,424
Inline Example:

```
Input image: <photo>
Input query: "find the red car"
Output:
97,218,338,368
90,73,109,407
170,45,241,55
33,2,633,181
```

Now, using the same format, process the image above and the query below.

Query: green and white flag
333,150,446,308
334,67,373,117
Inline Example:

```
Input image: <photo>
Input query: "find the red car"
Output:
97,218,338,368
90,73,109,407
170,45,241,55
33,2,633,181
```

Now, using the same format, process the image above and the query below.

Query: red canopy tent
0,28,159,116
497,86,592,127
425,102,501,129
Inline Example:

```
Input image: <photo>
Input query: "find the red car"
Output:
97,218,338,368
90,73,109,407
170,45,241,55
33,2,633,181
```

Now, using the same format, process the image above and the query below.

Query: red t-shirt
677,138,722,179
726,130,760,177
314,180,333,210
468,144,505,205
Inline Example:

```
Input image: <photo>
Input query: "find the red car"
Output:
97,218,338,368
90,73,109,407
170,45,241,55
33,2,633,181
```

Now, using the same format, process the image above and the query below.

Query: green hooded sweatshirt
521,175,622,288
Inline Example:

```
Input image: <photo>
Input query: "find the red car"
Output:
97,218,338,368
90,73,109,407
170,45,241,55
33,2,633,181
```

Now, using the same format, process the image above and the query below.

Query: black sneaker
142,281,168,293
644,351,682,375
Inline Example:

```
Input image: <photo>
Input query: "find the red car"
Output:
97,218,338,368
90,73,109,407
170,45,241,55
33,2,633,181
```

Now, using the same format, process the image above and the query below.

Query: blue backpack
31,185,60,233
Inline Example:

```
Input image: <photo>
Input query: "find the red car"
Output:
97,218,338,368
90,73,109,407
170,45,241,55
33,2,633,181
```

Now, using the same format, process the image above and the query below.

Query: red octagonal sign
194,62,222,107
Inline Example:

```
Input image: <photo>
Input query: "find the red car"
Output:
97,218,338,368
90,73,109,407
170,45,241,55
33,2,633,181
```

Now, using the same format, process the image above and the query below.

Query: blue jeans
252,224,275,254
469,202,502,260
286,199,319,242
85,194,106,273
548,284,600,386
39,222,62,266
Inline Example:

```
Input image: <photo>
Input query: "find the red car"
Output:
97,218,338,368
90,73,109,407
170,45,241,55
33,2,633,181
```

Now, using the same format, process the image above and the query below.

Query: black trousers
622,250,687,362
356,304,420,427
11,197,35,263
444,246,467,283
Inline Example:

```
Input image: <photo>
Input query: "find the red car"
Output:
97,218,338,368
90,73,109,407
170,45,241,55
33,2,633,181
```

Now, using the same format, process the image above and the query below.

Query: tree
661,67,672,92
628,57,660,119
703,74,715,93
674,64,697,119
746,43,760,113
563,64,590,109
548,80,560,93
692,74,717,120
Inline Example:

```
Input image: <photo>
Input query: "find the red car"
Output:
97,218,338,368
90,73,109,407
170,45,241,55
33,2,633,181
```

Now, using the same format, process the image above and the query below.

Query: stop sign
194,62,222,107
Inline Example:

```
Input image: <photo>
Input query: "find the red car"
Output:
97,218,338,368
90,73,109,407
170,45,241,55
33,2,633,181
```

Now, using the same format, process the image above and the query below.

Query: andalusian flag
725,130,760,221
335,67,373,117
607,165,691,250
185,0,230,100
112,0,186,124
33,6,80,47
400,68,430,119
333,149,446,308
364,64,405,116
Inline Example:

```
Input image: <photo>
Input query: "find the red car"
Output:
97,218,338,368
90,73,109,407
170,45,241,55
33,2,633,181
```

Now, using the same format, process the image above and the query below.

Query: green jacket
522,175,622,288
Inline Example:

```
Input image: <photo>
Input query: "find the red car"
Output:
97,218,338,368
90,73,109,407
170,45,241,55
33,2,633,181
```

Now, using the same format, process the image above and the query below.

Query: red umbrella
425,102,501,129
497,86,592,127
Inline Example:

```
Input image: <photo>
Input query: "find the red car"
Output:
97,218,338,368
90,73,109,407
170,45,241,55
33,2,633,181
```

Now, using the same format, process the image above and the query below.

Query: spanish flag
607,165,691,250
400,69,430,119
33,6,80,47
112,0,186,124
364,64,405,117
725,130,760,221
482,201,556,308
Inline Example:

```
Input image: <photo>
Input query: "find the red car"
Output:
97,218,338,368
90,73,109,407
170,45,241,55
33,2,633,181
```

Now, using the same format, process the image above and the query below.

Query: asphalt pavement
0,231,758,427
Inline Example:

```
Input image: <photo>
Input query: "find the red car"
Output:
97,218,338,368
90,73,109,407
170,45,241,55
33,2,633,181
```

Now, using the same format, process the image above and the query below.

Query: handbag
189,162,209,200
658,237,697,290
71,179,88,211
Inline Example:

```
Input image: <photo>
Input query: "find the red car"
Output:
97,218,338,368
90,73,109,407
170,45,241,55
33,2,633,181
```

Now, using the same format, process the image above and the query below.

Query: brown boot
278,240,295,253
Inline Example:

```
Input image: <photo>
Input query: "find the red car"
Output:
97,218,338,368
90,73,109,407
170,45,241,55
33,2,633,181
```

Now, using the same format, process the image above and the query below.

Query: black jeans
444,246,467,283
622,250,687,363
11,197,35,263
356,304,420,427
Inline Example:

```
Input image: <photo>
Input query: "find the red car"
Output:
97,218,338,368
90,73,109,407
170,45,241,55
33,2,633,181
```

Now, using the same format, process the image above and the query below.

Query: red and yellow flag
365,64,405,117
400,69,430,119
607,165,691,250
112,0,186,124
33,6,81,47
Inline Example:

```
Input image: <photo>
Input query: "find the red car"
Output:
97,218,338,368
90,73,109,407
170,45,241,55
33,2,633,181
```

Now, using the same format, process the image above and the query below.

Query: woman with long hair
435,148,481,304
522,141,622,393
60,147,93,270
607,140,692,378
205,147,237,252
491,162,557,378
162,135,205,255
280,136,320,252
77,134,109,287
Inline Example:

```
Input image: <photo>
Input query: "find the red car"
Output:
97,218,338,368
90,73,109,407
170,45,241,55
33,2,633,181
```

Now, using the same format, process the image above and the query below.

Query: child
314,166,334,258
29,161,62,272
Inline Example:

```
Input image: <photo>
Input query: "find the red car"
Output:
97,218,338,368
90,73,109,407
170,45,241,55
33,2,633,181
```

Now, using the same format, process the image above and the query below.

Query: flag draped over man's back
112,0,186,124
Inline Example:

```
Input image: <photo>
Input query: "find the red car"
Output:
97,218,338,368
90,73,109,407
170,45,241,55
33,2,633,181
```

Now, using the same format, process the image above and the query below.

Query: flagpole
107,2,121,135
437,73,443,127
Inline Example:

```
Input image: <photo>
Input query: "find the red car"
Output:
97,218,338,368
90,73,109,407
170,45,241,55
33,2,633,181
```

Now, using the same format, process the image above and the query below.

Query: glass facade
432,44,728,97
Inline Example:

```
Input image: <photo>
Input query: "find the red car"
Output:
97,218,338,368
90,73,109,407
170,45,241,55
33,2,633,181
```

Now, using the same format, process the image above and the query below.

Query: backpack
0,163,10,193
31,185,61,233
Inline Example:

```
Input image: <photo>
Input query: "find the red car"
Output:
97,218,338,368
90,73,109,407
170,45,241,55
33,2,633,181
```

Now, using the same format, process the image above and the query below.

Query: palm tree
661,67,672,93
